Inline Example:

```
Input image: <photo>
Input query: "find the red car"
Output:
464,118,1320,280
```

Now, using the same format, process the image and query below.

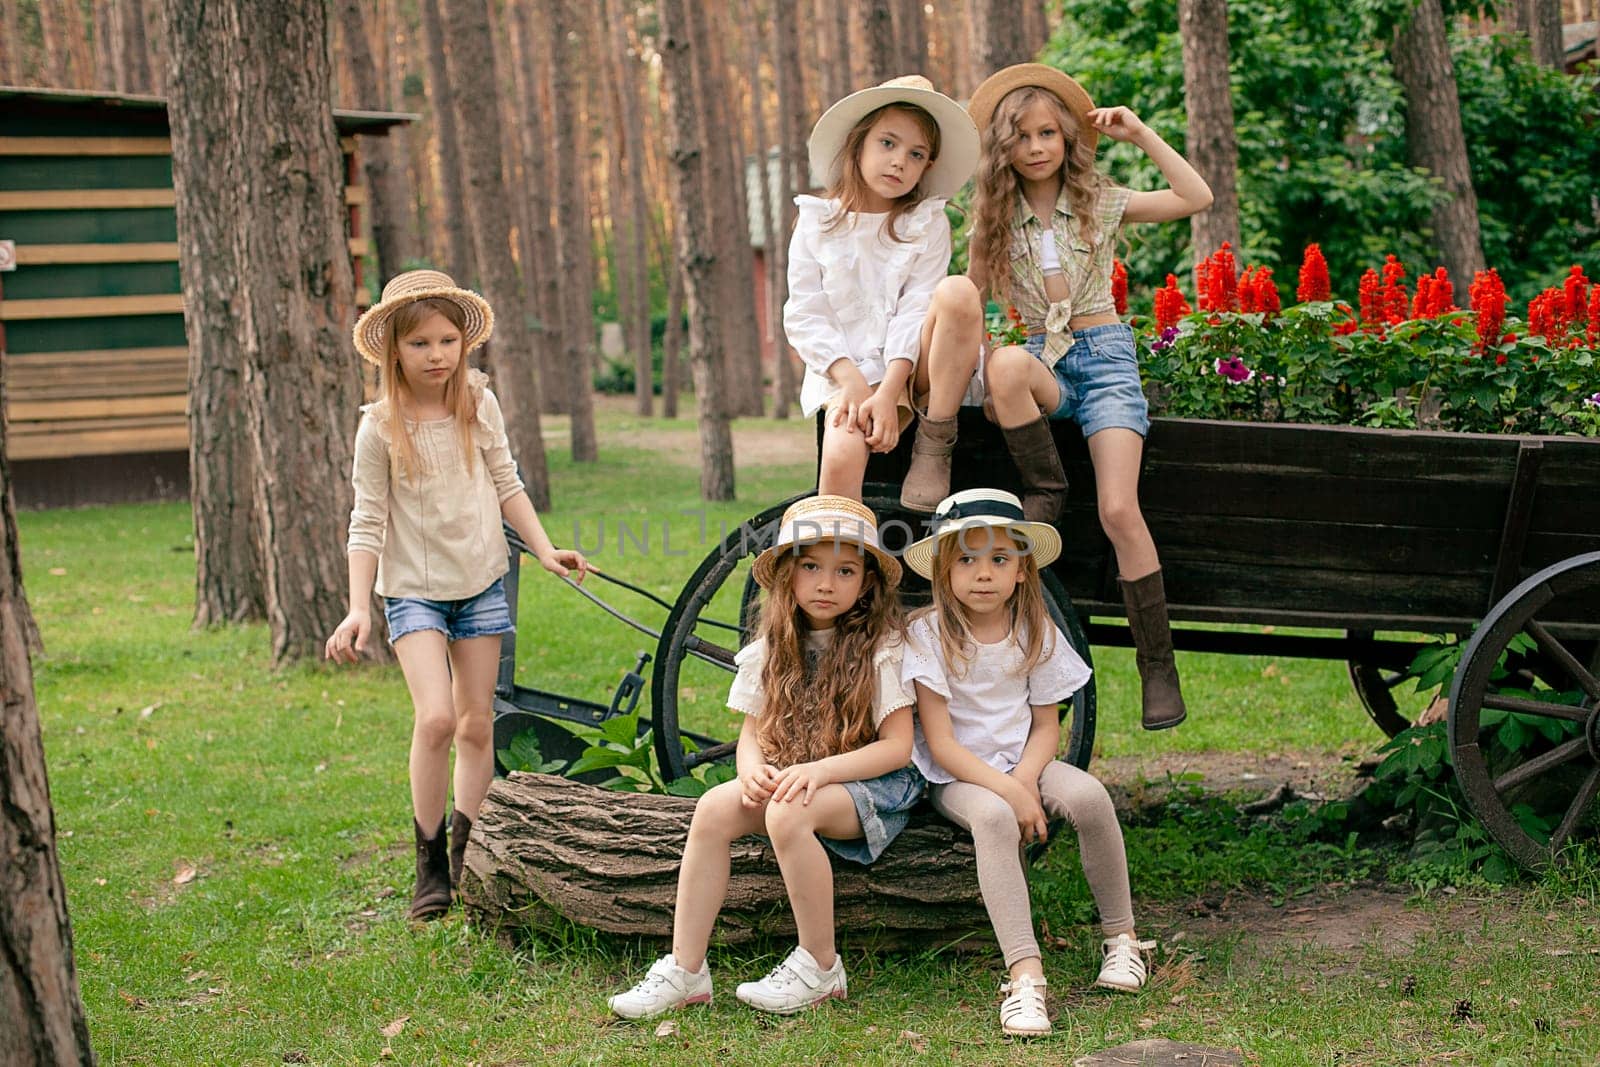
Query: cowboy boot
448,809,473,891
901,414,958,512
1000,417,1068,525
407,815,453,921
1120,569,1188,730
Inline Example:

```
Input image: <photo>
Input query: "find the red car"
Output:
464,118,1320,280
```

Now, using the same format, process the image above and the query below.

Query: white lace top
901,614,1091,785
783,195,953,417
727,628,914,730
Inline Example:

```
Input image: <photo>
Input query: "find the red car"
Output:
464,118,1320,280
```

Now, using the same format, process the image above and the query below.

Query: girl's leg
762,784,863,968
393,630,457,828
1088,428,1187,729
1035,762,1134,936
817,406,871,500
986,345,1070,524
929,781,1041,979
902,276,984,511
671,780,768,971
446,634,503,819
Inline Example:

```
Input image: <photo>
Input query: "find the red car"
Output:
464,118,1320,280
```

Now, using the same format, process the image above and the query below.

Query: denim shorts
383,577,515,644
821,764,926,865
1027,323,1150,438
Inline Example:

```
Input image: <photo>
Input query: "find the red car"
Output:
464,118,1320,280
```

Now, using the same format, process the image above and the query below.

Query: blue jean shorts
821,764,926,865
383,577,515,644
1027,323,1150,438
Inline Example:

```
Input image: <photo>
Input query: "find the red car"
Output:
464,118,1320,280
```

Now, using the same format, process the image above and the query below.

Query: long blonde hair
379,297,478,482
825,103,941,243
970,86,1106,304
755,551,905,766
919,529,1052,680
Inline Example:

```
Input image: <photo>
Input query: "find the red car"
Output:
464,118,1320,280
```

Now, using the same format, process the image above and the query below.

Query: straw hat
352,269,494,366
967,63,1099,156
901,488,1062,580
807,74,979,200
752,495,902,591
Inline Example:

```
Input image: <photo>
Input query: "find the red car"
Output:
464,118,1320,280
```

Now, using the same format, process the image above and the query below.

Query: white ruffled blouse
783,195,953,417
901,614,1091,785
727,628,915,731
346,369,525,600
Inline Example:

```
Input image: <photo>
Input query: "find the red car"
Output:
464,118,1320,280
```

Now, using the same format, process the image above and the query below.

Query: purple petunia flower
1584,392,1600,410
1213,356,1255,384
1150,326,1180,354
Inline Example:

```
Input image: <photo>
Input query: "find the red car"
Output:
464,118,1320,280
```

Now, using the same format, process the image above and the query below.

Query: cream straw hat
901,488,1062,580
352,269,494,366
807,74,979,200
751,495,902,590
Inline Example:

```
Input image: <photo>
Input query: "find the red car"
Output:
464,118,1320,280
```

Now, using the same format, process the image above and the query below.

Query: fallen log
459,772,994,948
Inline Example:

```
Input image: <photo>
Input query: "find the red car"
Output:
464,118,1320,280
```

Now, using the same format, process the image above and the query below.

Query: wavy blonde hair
379,297,478,483
970,86,1106,304
917,529,1052,680
824,103,941,244
755,550,905,766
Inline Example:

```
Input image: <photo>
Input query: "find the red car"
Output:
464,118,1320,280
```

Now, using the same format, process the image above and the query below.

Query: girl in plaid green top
965,64,1213,731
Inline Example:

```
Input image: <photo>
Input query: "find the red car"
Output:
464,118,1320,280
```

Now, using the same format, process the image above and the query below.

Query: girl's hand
830,375,872,435
739,763,780,808
541,548,592,584
858,388,902,452
1086,106,1149,144
324,610,370,664
770,760,833,805
1003,777,1049,845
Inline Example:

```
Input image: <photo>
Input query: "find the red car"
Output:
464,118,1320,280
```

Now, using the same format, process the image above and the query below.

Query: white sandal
1095,933,1156,992
999,974,1051,1036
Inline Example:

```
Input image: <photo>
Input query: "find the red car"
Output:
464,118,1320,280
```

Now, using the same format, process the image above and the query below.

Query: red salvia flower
1588,286,1600,347
1297,243,1331,303
1153,274,1192,333
1468,269,1507,351
1378,255,1409,325
1412,267,1456,319
1252,266,1280,315
1528,288,1566,345
1198,243,1239,312
1112,258,1129,316
1358,268,1383,327
1562,265,1590,327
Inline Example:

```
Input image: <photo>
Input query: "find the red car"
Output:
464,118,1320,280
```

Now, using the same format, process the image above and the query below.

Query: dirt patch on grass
1096,747,1371,820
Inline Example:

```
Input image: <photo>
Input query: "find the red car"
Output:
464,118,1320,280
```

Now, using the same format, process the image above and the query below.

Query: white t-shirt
726,627,914,730
900,614,1091,785
782,195,953,417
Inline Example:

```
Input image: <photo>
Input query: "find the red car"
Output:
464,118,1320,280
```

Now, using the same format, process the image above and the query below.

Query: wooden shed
0,86,412,509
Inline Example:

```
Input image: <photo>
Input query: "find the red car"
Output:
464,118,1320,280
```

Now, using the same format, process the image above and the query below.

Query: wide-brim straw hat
901,488,1062,580
968,63,1099,156
807,74,979,200
352,269,494,366
752,495,902,591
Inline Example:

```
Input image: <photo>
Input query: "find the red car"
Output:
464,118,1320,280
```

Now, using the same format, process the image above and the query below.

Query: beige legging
930,760,1134,967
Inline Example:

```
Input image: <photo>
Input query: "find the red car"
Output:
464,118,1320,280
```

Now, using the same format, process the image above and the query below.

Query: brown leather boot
1120,569,1187,730
407,815,452,921
1001,417,1068,524
901,414,958,512
448,809,472,891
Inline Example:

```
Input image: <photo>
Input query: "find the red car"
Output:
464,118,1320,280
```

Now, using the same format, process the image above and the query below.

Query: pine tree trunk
662,243,685,420
438,0,553,508
896,0,926,76
0,2,21,84
1392,0,1486,290
546,0,600,462
660,0,736,500
0,399,93,1066
336,0,413,286
1519,0,1565,68
418,0,476,285
1177,0,1242,263
601,0,654,416
773,0,810,418
93,3,116,90
166,0,365,665
748,19,783,419
972,0,1030,78
827,0,854,101
858,0,896,82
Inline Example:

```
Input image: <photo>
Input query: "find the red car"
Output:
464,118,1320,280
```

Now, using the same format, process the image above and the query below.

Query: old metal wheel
651,484,1097,783
1448,552,1600,871
1346,629,1421,738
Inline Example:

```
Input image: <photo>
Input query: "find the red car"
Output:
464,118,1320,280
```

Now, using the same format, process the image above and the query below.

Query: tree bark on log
1392,0,1486,290
1177,0,1242,264
1,230,96,1067
459,774,991,947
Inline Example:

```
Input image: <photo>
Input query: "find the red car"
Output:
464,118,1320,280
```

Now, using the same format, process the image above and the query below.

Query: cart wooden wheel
1346,630,1419,738
1449,552,1600,870
651,485,1097,783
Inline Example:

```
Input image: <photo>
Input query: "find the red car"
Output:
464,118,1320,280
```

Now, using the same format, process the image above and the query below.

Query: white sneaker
608,954,713,1020
999,974,1051,1036
1095,933,1155,992
734,946,846,1014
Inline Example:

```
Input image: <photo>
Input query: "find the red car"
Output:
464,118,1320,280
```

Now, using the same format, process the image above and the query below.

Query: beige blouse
1008,183,1132,367
346,370,525,600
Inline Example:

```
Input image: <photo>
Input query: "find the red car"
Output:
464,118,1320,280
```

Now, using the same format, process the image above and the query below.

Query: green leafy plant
495,728,568,776
498,715,737,797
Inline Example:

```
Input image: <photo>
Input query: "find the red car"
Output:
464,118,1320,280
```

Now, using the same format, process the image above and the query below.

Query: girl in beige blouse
324,271,588,922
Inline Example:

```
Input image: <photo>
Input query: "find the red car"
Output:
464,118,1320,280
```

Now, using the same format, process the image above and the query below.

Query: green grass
22,407,1600,1064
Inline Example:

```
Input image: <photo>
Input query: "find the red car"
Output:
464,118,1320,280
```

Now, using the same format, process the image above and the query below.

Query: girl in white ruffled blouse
901,488,1153,1038
785,75,985,509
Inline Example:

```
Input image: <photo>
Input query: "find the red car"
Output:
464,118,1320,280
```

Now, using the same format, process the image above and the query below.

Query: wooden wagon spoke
1481,693,1590,722
683,740,738,769
1548,766,1600,854
1523,620,1600,700
683,634,737,670
1492,737,1591,795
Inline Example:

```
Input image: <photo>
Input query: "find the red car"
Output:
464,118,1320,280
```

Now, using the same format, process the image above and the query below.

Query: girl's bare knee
414,708,456,749
933,275,982,324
